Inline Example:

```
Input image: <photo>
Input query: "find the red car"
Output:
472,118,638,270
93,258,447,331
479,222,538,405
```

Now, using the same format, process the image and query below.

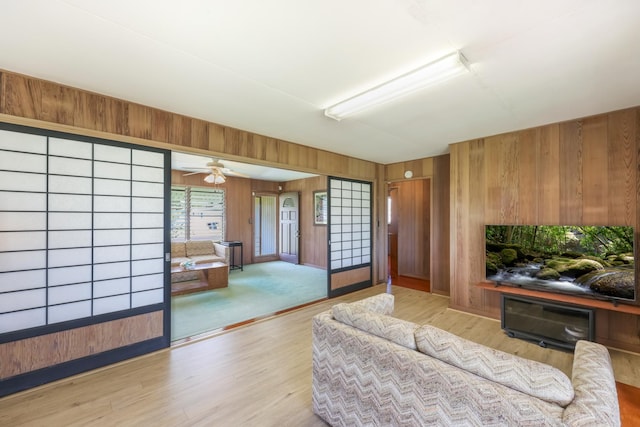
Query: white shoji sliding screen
0,126,168,336
327,177,372,297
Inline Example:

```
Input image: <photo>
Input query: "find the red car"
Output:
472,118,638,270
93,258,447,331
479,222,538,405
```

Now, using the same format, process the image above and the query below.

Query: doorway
279,192,300,264
387,179,430,292
253,193,278,261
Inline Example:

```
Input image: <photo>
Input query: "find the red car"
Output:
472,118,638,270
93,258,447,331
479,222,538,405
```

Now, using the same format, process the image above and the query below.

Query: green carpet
171,261,327,340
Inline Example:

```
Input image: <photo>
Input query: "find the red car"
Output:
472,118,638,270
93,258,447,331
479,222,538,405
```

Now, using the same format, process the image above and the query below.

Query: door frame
279,191,300,264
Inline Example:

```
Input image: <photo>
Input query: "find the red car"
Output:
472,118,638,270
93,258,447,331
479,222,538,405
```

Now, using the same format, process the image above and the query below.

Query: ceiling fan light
204,172,226,184
324,51,470,120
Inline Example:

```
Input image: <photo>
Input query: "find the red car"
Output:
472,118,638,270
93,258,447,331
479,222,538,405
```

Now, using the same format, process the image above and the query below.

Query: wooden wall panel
450,142,470,309
468,139,494,312
373,163,388,285
74,90,107,132
0,311,163,379
538,124,560,224
607,109,637,226
385,158,433,181
2,73,40,120
330,267,370,290
449,106,640,352
431,154,450,295
559,120,584,224
518,129,538,225
581,115,608,223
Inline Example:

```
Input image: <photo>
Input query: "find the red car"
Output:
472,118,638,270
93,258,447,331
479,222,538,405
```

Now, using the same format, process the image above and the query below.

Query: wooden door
397,179,430,280
279,192,299,264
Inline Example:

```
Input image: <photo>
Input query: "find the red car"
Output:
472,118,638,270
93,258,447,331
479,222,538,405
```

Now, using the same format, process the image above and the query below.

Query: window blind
171,186,225,241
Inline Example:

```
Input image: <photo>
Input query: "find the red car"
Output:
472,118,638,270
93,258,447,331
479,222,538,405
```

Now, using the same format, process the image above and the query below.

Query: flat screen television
485,225,636,303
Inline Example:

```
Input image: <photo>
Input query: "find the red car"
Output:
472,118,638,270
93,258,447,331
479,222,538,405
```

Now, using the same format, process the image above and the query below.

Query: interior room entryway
388,179,431,292
279,191,300,264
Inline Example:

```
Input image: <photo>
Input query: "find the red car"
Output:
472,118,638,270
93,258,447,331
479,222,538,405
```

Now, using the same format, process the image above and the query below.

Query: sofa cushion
171,242,187,258
332,303,418,350
186,240,215,256
191,254,225,264
415,324,574,406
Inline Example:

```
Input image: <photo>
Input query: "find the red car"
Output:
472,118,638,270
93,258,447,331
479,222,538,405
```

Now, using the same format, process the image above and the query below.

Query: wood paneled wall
431,154,450,295
0,71,377,181
449,107,640,352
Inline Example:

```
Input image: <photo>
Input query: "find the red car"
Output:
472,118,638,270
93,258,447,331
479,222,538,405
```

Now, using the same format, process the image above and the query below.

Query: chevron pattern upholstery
415,324,574,406
562,340,621,426
344,292,395,315
332,303,418,350
312,293,620,426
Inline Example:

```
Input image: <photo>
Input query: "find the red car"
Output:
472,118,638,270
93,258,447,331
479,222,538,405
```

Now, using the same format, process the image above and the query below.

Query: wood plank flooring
1,285,639,426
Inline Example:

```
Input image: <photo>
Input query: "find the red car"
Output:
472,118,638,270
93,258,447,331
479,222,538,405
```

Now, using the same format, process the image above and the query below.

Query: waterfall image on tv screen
485,225,636,302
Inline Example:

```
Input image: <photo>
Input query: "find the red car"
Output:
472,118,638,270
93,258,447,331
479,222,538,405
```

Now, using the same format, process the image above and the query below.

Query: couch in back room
170,241,230,283
312,293,620,426
170,240,230,267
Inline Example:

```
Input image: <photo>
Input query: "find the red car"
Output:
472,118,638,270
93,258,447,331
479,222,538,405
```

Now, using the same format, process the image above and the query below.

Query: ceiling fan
182,159,249,184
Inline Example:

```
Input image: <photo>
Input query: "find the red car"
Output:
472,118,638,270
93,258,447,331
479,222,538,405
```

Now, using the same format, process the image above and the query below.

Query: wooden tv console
477,282,640,316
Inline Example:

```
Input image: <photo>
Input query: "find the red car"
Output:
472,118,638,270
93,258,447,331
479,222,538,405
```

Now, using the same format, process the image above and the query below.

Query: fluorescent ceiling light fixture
324,51,470,121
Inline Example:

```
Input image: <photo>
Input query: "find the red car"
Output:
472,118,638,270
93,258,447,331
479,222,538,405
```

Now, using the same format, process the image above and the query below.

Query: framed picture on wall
314,190,328,225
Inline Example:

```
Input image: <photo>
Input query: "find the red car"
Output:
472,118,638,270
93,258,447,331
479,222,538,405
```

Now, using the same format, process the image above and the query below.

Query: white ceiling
172,152,317,182
2,0,639,165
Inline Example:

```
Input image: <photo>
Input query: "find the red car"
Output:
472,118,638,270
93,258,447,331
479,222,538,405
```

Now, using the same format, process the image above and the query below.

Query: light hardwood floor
1,285,639,426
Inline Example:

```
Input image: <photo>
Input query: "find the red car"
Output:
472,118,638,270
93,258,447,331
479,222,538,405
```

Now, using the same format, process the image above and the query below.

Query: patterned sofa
312,293,620,426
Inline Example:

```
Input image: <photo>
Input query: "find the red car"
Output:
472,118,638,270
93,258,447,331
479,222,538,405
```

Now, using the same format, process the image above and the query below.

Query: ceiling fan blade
183,171,205,176
223,169,250,178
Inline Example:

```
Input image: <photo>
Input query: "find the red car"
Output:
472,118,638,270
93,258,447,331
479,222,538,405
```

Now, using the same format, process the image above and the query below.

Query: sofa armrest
213,242,230,265
562,340,620,426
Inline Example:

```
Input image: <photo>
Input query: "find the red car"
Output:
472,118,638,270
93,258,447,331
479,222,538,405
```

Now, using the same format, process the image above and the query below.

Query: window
171,186,225,241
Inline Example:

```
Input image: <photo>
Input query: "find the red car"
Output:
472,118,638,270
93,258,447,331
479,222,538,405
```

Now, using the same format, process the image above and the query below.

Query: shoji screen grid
0,126,168,337
328,178,372,270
